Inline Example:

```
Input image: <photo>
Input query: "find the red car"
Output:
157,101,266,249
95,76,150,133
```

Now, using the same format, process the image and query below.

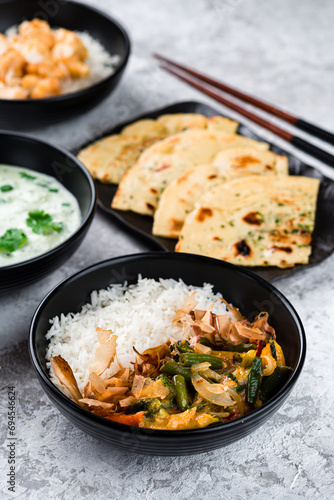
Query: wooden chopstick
154,53,334,147
156,59,334,168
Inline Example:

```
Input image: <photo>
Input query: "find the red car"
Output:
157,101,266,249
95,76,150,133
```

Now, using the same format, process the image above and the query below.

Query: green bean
160,361,192,383
201,338,257,352
179,353,223,370
176,340,193,353
201,367,223,383
233,353,242,363
269,339,277,360
173,375,190,411
247,356,262,404
228,342,257,353
199,337,223,349
228,373,238,383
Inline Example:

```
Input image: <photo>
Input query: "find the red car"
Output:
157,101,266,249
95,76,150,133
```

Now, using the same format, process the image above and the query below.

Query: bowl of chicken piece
29,252,306,455
0,0,130,128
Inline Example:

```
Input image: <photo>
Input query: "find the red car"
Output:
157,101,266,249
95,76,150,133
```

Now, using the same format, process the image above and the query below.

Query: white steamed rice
46,277,230,393
61,31,121,95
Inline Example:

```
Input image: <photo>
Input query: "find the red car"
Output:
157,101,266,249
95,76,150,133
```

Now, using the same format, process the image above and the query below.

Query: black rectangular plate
74,101,334,282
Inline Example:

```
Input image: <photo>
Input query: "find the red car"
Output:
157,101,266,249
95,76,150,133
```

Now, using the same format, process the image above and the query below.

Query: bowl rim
0,129,97,271
0,0,131,104
29,251,307,437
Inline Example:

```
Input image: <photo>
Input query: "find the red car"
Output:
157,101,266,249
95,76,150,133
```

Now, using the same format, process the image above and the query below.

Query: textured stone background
1,0,334,498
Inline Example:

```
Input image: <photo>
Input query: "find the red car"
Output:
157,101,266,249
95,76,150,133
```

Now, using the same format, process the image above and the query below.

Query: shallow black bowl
0,0,131,129
29,252,306,456
0,131,96,291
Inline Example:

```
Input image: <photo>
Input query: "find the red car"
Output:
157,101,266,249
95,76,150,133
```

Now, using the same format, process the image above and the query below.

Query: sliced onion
192,361,223,383
225,387,244,416
191,369,235,407
207,411,231,418
241,350,256,368
194,343,212,354
191,362,212,372
200,369,223,383
261,355,277,376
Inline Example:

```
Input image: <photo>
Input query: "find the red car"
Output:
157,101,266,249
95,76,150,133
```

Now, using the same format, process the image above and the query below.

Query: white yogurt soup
0,165,81,266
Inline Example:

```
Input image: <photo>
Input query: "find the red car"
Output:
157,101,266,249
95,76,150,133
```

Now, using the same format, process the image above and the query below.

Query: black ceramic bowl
0,0,131,129
0,131,96,291
29,252,306,456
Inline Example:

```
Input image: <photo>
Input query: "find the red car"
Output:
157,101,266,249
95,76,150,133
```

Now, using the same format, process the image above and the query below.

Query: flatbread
153,164,220,237
77,123,166,185
176,175,320,268
157,114,238,134
77,113,239,184
152,147,288,238
156,113,208,132
77,134,159,184
120,119,166,140
213,147,288,178
112,130,269,215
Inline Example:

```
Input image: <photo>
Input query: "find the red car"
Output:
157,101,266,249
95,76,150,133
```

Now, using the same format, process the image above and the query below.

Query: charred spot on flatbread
297,229,312,243
233,155,261,168
271,245,293,253
196,208,213,222
242,211,264,225
171,219,184,231
234,240,252,257
146,202,155,212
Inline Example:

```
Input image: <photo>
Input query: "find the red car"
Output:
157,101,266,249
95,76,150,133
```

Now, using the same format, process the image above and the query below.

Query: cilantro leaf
0,228,28,254
26,210,63,235
19,172,37,180
0,185,13,192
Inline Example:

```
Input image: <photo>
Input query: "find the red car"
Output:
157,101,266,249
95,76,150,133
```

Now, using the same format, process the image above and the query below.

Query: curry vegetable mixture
51,292,292,430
